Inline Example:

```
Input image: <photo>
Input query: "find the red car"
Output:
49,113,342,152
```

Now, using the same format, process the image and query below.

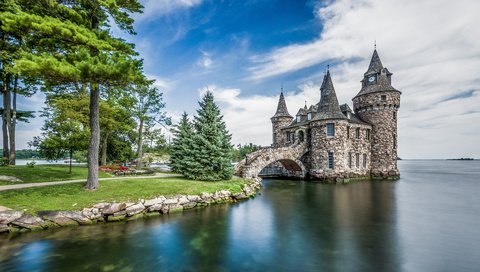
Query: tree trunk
100,131,109,166
69,149,73,174
136,119,144,170
2,75,10,165
9,75,18,165
86,83,100,189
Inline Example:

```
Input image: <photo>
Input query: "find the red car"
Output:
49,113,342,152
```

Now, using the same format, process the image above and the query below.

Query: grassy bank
0,165,112,185
0,176,248,213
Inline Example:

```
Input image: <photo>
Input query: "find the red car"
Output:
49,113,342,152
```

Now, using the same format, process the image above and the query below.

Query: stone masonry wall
309,120,372,182
353,91,400,179
271,116,293,147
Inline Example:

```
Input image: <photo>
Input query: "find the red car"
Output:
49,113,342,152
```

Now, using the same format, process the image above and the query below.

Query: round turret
352,50,401,179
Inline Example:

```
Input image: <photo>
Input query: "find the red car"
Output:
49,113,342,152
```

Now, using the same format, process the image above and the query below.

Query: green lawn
0,176,248,213
0,165,112,184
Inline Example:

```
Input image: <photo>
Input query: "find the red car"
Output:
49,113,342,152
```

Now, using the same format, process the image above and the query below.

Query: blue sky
11,0,480,159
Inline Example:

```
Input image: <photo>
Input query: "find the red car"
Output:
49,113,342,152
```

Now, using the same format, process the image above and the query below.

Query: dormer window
307,113,312,120
296,116,301,123
367,75,376,84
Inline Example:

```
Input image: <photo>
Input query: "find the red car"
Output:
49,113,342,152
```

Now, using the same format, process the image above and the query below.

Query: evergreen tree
191,91,233,180
170,112,194,175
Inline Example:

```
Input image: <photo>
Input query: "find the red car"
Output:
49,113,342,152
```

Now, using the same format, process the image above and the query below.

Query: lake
1,160,479,271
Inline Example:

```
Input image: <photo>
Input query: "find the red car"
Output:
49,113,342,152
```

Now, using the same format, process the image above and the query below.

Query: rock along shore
0,178,262,234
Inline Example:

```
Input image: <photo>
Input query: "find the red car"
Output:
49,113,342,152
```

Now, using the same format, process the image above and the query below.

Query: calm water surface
1,160,479,271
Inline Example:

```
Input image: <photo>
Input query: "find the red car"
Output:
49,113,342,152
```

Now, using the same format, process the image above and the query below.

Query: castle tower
271,90,293,147
352,49,401,179
309,70,350,180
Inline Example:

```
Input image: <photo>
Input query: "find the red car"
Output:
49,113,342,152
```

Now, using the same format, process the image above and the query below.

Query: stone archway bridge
234,143,308,179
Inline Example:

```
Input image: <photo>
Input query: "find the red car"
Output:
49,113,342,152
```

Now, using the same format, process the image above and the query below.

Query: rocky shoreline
0,178,262,234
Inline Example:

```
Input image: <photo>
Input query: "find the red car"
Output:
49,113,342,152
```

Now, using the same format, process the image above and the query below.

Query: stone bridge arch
235,143,308,179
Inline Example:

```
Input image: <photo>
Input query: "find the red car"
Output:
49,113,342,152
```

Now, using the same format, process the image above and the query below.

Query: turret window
328,152,334,169
347,126,350,139
326,123,335,137
381,95,387,101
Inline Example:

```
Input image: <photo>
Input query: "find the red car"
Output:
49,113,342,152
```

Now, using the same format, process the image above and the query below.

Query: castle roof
272,91,292,118
314,70,347,121
364,49,383,75
296,107,307,116
340,103,370,125
355,49,400,98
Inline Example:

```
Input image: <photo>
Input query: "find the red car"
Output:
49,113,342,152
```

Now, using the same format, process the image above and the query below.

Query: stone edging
0,178,262,234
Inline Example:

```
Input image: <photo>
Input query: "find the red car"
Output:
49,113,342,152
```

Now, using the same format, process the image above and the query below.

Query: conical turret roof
272,91,292,118
355,49,399,98
315,71,346,120
364,49,383,75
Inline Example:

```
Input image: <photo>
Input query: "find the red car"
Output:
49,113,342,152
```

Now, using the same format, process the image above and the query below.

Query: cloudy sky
12,0,480,159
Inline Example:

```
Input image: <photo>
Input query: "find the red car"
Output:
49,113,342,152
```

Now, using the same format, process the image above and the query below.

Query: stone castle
271,49,401,181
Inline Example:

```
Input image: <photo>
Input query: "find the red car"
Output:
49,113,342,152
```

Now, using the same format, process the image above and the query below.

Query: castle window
298,131,304,142
287,132,291,142
328,152,334,169
296,116,301,123
381,95,387,101
326,123,335,137
273,133,277,145
393,111,397,121
348,152,352,168
347,126,350,139
366,129,370,140
355,128,360,139
307,112,312,120
363,154,367,168
355,153,360,168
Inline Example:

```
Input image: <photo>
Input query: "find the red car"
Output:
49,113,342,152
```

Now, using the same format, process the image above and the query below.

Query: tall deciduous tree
132,84,169,169
0,0,143,189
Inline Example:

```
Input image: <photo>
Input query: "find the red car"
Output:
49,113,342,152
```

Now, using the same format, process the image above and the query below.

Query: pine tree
170,112,194,175
190,91,233,181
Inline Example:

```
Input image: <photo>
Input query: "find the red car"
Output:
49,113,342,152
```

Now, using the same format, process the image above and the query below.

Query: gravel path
0,173,180,192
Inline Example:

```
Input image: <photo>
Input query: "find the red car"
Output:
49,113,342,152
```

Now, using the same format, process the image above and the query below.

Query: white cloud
138,0,203,21
197,51,213,68
238,0,480,158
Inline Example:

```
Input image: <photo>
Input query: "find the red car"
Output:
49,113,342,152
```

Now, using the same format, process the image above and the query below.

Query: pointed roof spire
315,70,346,120
272,89,292,118
365,49,384,75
